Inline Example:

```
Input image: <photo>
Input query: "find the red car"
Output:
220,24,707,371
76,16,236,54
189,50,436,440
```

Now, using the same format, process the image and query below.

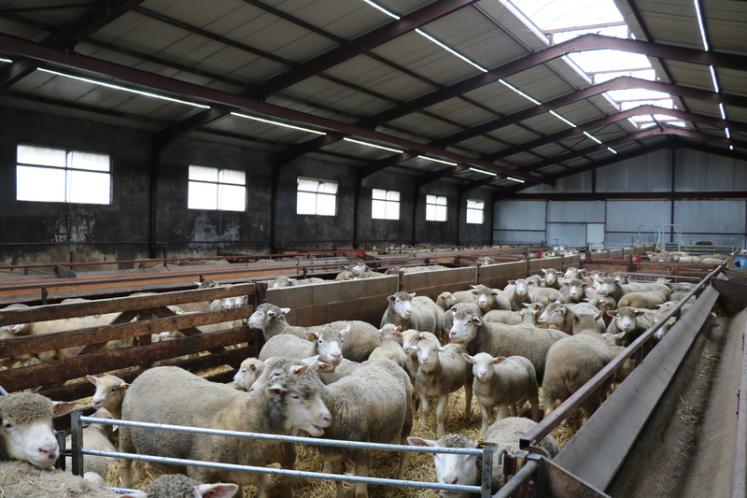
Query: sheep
518,303,543,326
542,314,614,418
527,283,565,306
125,474,239,498
463,353,538,434
369,325,408,371
538,302,604,334
0,461,119,498
585,296,616,326
65,408,116,480
560,278,587,303
540,268,561,289
621,280,671,296
436,290,476,311
317,358,414,498
448,309,567,382
118,362,331,496
87,374,128,419
246,303,306,340
471,284,511,312
408,417,558,495
596,276,625,303
411,337,472,437
381,291,444,335
308,320,382,362
0,303,31,339
618,289,669,309
317,358,361,384
0,392,75,468
483,309,522,325
259,326,346,367
232,358,265,391
442,302,482,340
605,307,655,345
401,329,440,381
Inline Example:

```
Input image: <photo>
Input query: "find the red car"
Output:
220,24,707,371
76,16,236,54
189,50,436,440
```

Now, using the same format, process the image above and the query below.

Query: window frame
187,165,247,212
296,176,338,217
15,144,112,205
466,198,485,225
371,188,400,220
425,194,448,222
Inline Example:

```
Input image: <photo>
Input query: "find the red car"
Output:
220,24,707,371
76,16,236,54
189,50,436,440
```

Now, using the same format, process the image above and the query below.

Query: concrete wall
494,148,747,249
0,108,494,263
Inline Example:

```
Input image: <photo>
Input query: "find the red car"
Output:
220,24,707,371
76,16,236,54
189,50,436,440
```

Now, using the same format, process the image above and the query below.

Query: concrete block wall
528,256,562,274
401,267,477,301
477,261,528,289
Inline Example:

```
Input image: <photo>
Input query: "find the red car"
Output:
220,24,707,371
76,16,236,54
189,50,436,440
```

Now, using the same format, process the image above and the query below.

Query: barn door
587,223,605,250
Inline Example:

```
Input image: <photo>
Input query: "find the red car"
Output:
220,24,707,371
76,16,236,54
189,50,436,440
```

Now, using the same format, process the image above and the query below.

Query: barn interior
0,1,746,497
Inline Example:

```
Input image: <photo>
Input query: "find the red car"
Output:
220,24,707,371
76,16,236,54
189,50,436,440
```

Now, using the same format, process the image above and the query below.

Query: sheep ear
541,269,547,274
119,383,130,391
471,316,483,326
392,329,402,338
470,285,479,289
416,333,426,340
267,310,277,318
461,353,475,364
634,310,646,317
493,356,506,364
409,292,416,298
492,289,500,295
305,331,319,341
522,303,533,309
471,290,479,295
395,325,403,333
280,307,291,314
265,384,287,398
317,362,334,372
52,401,77,418
340,325,352,336
437,346,446,353
86,375,98,386
248,364,257,372
387,294,396,302
197,483,240,498
407,436,437,447
572,315,580,323
508,280,516,285
301,355,319,368
606,310,617,317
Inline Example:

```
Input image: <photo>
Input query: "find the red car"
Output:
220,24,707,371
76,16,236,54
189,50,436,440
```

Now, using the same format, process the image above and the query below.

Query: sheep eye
3,422,12,429
240,368,246,373
290,393,300,400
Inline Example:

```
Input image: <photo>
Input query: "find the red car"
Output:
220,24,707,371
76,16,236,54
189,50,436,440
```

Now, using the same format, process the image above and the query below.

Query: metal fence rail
71,413,495,497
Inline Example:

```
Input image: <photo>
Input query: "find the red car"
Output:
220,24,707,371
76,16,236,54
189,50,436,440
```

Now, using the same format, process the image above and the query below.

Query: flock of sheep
0,260,703,498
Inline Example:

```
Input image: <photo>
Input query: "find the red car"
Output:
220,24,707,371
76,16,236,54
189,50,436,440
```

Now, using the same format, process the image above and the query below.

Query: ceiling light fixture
468,167,497,176
230,112,327,135
343,137,404,153
417,155,458,166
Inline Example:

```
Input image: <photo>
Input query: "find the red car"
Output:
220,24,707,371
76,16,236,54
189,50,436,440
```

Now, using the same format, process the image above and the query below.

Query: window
297,177,337,216
425,195,447,222
16,144,111,204
466,199,484,224
371,189,400,220
188,165,246,212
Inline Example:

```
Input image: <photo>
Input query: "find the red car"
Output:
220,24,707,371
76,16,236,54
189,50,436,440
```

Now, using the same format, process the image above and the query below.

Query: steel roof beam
0,0,144,88
254,0,477,98
0,32,533,181
362,33,747,127
485,104,747,162
437,76,747,147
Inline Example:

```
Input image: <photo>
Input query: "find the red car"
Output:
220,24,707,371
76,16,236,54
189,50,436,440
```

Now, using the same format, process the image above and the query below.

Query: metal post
55,431,66,470
70,411,84,476
481,445,494,498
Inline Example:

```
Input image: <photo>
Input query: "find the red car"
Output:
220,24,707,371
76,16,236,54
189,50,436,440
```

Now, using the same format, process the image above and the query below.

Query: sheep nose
331,352,341,358
444,475,459,485
38,445,57,459
320,413,332,426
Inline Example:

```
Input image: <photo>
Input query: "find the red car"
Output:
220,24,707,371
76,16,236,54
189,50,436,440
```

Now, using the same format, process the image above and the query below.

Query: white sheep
65,408,116,480
124,474,239,498
87,374,129,419
259,327,346,367
483,309,522,325
463,353,539,433
381,291,444,335
369,325,408,372
232,358,265,391
0,461,118,498
412,337,472,437
408,417,558,495
118,362,331,496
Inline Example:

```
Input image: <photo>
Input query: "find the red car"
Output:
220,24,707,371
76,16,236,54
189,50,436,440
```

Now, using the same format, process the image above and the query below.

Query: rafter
362,33,747,127
0,0,144,88
485,104,746,162
0,31,534,181
254,0,476,98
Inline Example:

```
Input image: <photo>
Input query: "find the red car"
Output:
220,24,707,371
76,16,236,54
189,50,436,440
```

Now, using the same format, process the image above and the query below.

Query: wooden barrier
401,267,477,301
528,257,562,274
562,254,581,270
0,284,261,402
477,261,528,289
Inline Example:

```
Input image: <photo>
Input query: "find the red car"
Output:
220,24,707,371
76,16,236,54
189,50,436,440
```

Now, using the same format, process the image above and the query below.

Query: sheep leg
512,402,518,416
479,402,491,435
353,455,371,498
419,394,430,426
464,382,472,419
397,436,411,479
436,395,448,438
328,458,346,498
530,394,540,421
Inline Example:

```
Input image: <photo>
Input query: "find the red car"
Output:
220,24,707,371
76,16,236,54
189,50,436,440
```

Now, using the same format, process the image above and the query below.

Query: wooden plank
0,284,256,326
0,327,253,391
0,306,253,357
39,345,254,402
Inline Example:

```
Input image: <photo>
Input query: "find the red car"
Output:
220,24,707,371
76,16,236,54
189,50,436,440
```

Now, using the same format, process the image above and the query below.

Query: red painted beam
363,33,747,126
0,32,532,181
255,0,477,97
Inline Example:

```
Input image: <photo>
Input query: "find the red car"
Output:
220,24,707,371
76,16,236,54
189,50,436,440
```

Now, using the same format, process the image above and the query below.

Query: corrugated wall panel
673,200,746,234
547,223,586,247
675,149,747,191
494,200,545,230
520,170,593,194
547,201,605,222
492,230,545,244
596,149,672,192
606,200,671,232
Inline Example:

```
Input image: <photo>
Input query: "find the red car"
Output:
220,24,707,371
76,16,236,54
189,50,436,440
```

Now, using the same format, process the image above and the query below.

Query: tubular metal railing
69,413,495,497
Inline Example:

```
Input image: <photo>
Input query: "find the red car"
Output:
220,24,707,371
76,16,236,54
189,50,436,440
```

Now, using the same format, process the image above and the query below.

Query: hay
100,380,586,496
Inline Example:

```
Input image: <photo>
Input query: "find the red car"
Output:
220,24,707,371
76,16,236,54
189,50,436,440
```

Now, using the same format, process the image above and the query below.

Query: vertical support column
270,165,282,254
70,411,84,476
670,146,676,244
352,170,362,249
481,445,494,498
147,142,162,259
55,431,66,470
411,184,420,246
456,190,463,246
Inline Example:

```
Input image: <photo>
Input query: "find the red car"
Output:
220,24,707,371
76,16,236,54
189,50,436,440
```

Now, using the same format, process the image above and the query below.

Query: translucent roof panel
509,0,681,133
